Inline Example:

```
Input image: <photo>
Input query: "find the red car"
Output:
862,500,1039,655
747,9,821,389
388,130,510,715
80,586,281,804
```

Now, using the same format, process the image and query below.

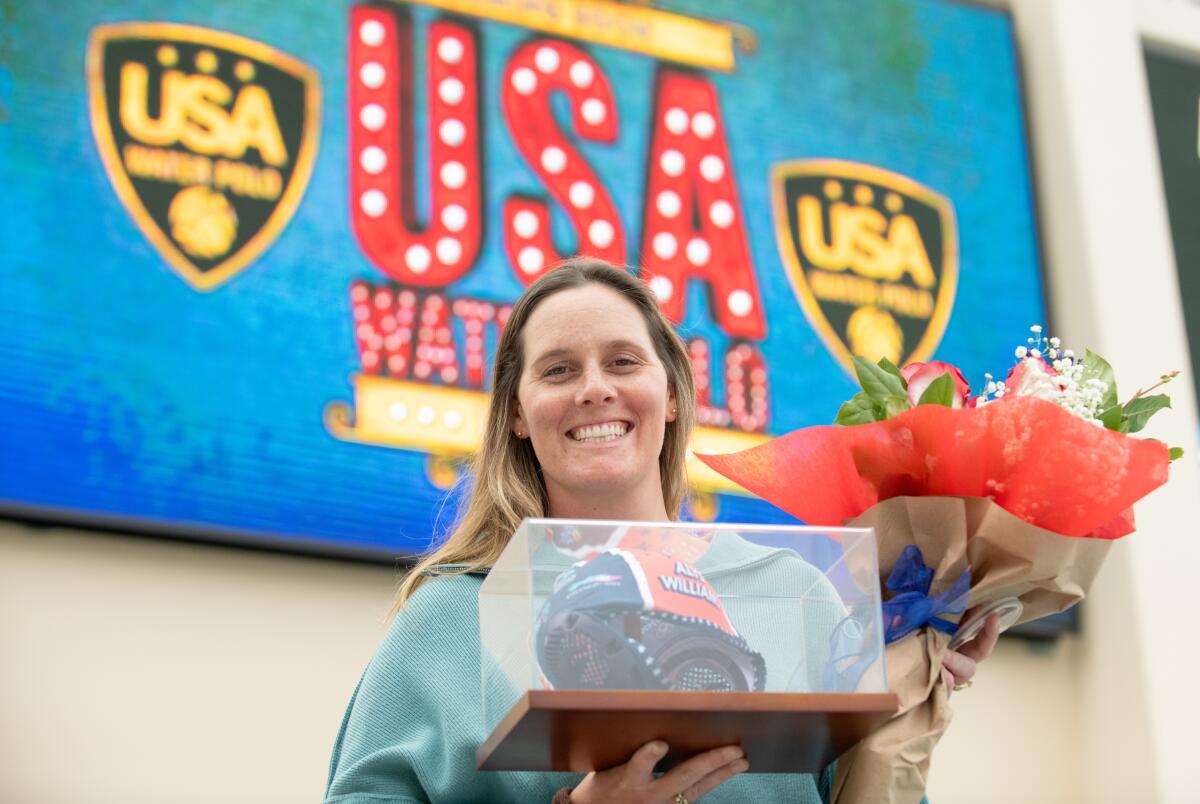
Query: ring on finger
674,793,690,804
952,679,973,692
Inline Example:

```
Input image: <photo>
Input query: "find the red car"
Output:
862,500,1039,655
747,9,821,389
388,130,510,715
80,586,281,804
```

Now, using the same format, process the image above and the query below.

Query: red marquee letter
411,294,460,384
726,342,770,432
452,299,497,390
640,70,766,340
687,337,731,428
500,39,625,284
349,6,482,286
350,281,418,377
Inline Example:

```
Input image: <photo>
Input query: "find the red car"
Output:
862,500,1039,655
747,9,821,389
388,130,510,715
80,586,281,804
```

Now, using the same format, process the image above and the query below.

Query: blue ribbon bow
882,544,970,644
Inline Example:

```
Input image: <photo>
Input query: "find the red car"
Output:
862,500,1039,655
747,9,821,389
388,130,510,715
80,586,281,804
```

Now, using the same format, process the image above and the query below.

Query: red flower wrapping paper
697,396,1169,539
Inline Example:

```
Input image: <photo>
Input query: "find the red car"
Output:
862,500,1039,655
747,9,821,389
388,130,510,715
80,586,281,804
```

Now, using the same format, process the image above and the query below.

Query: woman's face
512,283,676,514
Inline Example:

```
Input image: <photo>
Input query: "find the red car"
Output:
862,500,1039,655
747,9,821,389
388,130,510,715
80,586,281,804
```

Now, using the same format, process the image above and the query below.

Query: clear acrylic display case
475,519,897,773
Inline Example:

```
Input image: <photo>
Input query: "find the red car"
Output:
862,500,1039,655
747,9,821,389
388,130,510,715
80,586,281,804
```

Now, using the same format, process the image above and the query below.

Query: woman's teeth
569,422,629,442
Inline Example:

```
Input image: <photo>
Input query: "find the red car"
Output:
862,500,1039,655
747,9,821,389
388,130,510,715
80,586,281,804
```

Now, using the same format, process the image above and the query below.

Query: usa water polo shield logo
771,159,958,376
87,23,320,290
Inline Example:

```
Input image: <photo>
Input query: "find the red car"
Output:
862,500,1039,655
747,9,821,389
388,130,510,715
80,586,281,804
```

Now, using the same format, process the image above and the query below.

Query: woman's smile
567,420,633,443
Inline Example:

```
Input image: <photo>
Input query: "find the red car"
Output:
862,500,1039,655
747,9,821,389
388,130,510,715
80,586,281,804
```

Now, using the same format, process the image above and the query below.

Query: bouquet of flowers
696,327,1178,804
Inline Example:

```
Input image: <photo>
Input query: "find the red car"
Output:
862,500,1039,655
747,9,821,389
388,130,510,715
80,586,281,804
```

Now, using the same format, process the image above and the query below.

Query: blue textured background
0,0,1045,558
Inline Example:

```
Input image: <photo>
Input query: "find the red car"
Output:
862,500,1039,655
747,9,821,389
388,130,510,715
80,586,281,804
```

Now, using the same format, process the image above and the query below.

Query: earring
515,430,524,438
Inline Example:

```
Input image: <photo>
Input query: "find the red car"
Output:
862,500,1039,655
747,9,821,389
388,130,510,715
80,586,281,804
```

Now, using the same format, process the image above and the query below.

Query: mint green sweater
325,537,874,802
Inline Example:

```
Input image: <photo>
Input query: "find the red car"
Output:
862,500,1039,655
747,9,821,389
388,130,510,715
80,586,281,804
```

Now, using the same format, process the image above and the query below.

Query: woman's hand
569,741,747,804
941,611,1001,693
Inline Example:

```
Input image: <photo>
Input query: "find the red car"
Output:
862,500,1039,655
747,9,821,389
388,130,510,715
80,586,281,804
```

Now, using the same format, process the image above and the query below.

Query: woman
324,258,997,803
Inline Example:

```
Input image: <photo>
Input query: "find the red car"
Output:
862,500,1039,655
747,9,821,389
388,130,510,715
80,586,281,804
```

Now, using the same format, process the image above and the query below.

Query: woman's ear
666,387,678,423
511,401,528,438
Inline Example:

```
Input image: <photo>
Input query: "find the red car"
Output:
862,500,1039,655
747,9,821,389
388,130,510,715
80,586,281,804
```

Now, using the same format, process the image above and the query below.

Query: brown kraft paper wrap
831,495,1113,804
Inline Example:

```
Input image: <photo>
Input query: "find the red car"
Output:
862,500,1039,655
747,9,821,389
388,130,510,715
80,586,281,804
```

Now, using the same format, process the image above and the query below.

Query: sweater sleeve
323,667,430,803
817,759,833,802
326,575,587,803
324,580,469,804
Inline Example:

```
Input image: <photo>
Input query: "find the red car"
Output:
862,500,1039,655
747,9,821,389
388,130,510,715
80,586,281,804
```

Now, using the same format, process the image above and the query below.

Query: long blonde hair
392,258,698,611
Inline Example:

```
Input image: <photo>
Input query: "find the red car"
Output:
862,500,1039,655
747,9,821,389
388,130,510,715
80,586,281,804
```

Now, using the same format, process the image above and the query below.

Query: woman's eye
612,356,640,368
543,365,569,377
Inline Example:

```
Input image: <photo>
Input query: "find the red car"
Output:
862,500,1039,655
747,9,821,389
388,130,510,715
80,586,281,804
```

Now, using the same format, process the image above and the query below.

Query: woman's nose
575,364,616,405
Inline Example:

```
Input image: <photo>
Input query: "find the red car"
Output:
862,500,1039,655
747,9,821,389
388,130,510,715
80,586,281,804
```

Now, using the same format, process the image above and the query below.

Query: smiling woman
389,258,698,611
324,259,956,803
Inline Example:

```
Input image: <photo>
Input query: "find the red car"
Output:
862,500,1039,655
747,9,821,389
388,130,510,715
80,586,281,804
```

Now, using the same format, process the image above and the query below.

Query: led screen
0,0,1045,558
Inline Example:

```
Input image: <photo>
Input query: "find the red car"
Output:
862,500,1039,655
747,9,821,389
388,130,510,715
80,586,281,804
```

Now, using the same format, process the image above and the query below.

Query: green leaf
876,357,906,386
836,392,877,426
1170,446,1185,461
1082,349,1119,410
916,372,956,407
1122,394,1171,434
852,355,906,404
1097,404,1125,432
882,395,911,419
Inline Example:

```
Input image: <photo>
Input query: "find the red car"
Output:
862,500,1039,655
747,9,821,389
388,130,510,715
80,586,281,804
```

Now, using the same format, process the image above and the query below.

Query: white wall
5,0,1200,801
0,523,396,804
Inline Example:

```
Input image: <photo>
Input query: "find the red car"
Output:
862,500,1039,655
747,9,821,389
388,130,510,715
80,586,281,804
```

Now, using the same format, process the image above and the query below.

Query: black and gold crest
87,23,320,290
771,159,958,376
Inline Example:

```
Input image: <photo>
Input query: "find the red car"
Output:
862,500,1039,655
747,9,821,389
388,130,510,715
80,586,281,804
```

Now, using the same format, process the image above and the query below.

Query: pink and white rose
901,361,972,408
1004,356,1063,401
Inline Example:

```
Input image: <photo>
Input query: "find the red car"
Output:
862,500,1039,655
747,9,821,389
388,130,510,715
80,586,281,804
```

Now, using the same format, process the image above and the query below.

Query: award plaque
475,520,898,773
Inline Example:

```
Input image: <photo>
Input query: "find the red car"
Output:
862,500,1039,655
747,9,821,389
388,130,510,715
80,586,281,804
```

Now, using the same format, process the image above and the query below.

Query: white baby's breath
978,326,1108,423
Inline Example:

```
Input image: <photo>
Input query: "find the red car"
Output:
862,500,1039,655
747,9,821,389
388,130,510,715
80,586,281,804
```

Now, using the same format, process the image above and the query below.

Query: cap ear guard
535,550,767,693
635,610,765,692
537,609,664,690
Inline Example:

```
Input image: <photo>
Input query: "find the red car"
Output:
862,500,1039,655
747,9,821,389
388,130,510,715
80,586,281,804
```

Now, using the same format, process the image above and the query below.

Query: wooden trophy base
476,689,899,774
